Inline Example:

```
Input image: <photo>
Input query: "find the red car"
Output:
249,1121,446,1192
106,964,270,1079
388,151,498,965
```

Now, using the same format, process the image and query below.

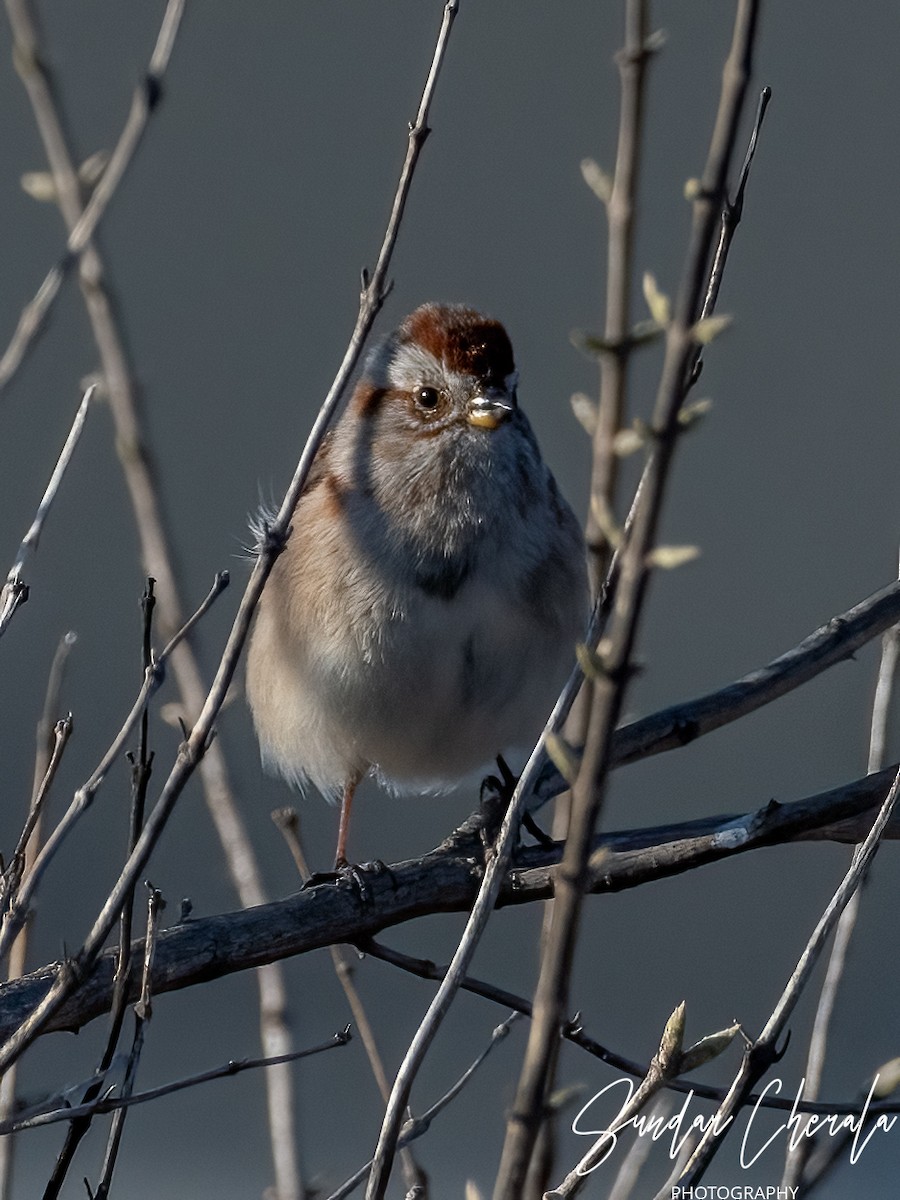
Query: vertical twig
91,885,165,1200
42,579,157,1200
697,85,771,329
541,11,655,1187
583,0,653,587
564,0,656,784
494,3,762,1194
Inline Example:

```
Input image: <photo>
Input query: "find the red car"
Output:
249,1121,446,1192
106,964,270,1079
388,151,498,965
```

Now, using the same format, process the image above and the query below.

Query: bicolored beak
467,390,515,430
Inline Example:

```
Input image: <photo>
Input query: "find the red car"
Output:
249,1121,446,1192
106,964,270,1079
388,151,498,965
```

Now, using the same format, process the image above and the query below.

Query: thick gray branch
1,763,895,1045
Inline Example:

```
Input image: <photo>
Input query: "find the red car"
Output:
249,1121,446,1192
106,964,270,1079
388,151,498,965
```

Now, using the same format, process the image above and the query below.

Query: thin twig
0,573,227,972
118,579,158,998
272,810,428,1196
698,85,771,329
2,1030,352,1135
0,385,92,637
329,1016,518,1200
495,3,762,1191
0,0,186,390
358,938,900,1118
661,764,900,1194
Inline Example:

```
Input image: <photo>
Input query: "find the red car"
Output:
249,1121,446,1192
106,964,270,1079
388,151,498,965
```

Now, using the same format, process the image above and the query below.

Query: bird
246,302,588,866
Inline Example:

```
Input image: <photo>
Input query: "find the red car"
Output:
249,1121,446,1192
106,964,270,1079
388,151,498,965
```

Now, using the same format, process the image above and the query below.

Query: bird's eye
414,386,441,411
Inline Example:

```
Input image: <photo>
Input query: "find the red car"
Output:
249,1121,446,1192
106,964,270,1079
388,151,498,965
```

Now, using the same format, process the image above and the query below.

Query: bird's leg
334,772,361,869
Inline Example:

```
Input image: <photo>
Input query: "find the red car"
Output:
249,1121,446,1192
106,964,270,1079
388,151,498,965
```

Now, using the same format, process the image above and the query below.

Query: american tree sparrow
247,303,588,865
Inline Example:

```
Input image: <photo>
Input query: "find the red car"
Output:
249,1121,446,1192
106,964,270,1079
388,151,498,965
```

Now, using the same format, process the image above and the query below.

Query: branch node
143,73,163,111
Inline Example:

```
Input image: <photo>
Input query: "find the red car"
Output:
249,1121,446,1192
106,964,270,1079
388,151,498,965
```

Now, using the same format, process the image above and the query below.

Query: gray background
1,1,899,1196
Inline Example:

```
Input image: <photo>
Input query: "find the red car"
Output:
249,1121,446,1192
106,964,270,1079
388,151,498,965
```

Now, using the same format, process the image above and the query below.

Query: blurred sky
0,2,899,1197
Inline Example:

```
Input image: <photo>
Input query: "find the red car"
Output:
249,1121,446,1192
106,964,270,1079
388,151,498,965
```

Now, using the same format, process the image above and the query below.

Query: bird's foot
302,857,391,904
520,810,556,850
480,755,556,852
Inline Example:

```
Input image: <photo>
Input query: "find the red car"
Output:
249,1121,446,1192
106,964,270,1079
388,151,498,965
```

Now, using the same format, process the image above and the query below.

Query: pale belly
340,584,570,785
253,574,575,796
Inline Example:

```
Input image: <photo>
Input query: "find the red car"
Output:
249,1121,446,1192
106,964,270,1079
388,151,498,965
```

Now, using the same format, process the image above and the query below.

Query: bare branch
530,576,900,805
0,0,187,390
0,716,71,929
782,559,900,1191
42,582,160,1200
2,761,898,1051
556,6,655,1171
